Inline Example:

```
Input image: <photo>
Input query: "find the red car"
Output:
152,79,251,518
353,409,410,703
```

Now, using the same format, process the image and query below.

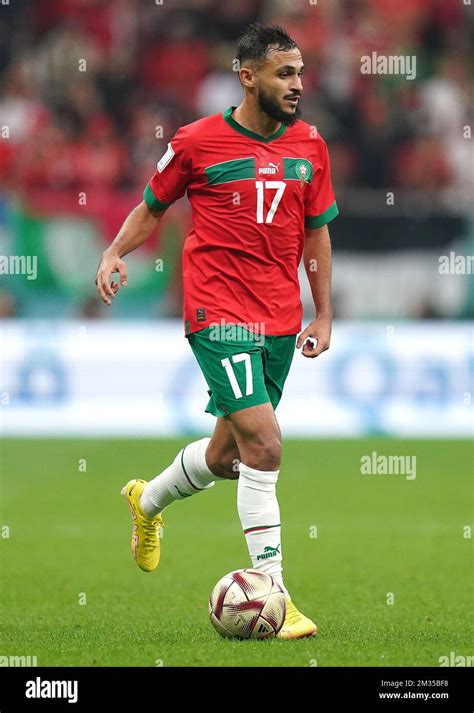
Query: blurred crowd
0,0,471,196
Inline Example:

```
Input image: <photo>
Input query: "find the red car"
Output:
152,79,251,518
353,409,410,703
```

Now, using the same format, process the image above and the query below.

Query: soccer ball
209,568,286,639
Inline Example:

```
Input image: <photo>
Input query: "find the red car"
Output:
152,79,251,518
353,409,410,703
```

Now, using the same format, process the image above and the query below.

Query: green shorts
186,325,297,418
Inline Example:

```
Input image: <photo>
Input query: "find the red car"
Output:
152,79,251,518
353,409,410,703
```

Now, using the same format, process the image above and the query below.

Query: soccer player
95,24,338,639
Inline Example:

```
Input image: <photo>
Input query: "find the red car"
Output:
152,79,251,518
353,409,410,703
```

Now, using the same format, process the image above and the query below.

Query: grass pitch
0,438,472,667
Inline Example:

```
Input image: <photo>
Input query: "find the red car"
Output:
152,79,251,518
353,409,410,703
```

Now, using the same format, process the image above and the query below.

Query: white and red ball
209,569,286,639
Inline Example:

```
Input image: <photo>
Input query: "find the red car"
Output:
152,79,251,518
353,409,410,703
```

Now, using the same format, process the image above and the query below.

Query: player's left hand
296,315,332,358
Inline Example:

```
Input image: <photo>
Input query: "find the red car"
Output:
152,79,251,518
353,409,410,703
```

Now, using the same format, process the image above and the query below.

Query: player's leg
140,416,239,516
121,416,239,572
227,401,281,470
225,401,286,591
138,416,240,518
227,336,317,638
183,326,291,594
205,415,241,480
121,325,248,573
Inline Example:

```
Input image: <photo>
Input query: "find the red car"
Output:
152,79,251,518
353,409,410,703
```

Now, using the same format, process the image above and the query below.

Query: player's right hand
95,250,128,305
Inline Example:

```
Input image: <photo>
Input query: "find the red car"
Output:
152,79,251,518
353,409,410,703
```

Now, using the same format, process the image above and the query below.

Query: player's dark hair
236,23,297,66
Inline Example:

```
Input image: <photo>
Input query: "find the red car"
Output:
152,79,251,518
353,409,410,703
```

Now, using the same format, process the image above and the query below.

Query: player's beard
258,86,302,126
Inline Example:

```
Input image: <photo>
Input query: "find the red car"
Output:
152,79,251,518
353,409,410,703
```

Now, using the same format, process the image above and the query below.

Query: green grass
0,438,472,667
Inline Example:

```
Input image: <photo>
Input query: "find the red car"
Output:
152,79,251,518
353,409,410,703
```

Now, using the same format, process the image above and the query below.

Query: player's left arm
298,137,338,358
297,224,332,358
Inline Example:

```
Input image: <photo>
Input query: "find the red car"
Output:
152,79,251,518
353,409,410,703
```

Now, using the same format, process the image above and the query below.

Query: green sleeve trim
143,183,171,212
304,200,339,229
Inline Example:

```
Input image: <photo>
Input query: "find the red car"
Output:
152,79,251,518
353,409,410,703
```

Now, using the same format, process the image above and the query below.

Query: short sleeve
143,126,192,212
304,140,339,229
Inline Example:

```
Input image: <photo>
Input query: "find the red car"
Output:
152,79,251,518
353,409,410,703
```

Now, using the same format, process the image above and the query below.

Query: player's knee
206,448,240,480
242,433,281,471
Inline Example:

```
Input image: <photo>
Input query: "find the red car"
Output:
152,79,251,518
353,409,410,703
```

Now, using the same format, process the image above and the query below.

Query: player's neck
232,102,281,139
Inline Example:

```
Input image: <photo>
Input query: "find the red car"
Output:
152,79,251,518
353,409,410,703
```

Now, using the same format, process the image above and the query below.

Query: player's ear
239,64,257,89
240,67,255,89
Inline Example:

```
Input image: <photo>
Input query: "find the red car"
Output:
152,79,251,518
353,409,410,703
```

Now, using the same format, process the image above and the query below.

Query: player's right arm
95,201,164,305
96,126,192,305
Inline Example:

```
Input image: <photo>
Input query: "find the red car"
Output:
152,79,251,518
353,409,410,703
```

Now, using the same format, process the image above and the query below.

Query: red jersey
144,106,338,336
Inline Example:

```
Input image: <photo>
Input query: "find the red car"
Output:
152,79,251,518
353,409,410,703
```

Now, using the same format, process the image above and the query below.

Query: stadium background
0,0,472,669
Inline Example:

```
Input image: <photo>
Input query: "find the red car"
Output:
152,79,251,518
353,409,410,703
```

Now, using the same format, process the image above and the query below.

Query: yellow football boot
277,600,318,640
121,479,164,572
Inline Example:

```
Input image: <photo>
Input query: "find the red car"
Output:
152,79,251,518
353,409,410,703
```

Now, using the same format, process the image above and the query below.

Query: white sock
237,462,290,600
140,438,226,516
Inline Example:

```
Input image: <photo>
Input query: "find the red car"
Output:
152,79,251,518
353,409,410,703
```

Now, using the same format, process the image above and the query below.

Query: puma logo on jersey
259,162,280,175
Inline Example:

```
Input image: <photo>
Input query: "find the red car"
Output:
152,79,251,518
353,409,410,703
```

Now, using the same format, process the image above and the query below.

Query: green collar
222,106,287,143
